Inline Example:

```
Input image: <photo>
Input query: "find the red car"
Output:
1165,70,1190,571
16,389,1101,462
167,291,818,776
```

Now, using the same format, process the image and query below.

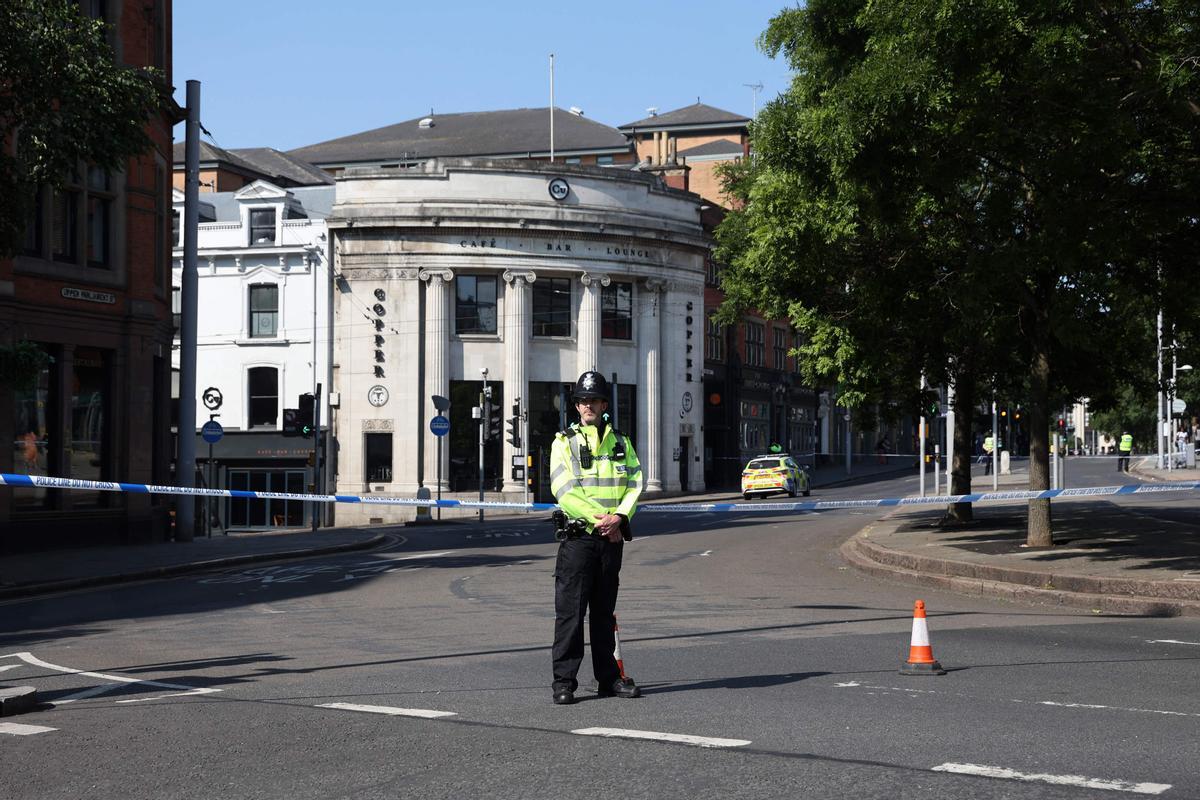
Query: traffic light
298,393,315,436
506,402,522,449
282,408,301,437
1056,417,1065,432
485,401,502,440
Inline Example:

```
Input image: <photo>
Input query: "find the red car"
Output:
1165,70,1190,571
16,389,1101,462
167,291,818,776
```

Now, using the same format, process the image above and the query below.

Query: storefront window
601,282,632,340
365,433,393,483
12,344,55,509
71,347,108,505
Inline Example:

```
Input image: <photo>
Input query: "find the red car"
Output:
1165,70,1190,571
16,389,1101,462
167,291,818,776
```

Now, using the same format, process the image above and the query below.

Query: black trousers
552,535,623,692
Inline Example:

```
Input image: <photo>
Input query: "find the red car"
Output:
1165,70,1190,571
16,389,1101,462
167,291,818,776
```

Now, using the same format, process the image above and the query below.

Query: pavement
1,457,1197,619
841,460,1200,618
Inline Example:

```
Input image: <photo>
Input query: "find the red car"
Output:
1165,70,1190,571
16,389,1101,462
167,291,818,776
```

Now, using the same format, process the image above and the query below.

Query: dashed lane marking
835,681,1200,718
1146,639,1200,646
932,763,1170,795
317,703,456,719
571,727,751,749
4,652,220,704
0,723,56,736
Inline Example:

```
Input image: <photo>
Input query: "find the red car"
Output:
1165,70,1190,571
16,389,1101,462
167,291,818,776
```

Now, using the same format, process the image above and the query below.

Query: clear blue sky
172,0,795,151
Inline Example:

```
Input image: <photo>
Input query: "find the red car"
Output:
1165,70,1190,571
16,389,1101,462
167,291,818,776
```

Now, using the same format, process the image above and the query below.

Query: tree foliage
716,0,1199,545
0,0,165,256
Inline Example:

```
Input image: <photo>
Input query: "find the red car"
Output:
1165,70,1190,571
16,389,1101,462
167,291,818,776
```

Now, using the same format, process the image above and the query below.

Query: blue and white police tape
2,472,1199,514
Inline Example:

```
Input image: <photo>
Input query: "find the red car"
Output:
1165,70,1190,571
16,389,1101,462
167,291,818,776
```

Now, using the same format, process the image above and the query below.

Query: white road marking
0,722,57,736
699,550,713,557
1039,701,1199,718
571,727,750,749
0,664,21,673
835,681,1200,718
9,652,220,703
1146,639,1200,646
932,763,1170,795
317,702,456,719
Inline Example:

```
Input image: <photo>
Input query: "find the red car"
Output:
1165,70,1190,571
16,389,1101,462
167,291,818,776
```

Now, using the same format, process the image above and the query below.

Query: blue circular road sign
201,420,224,444
430,415,450,437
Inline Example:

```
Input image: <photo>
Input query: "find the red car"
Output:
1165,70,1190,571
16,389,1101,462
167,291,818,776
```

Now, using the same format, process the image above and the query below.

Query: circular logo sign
430,415,450,437
548,177,570,201
368,385,389,407
1172,398,1186,414
202,387,223,410
682,391,693,413
201,420,224,444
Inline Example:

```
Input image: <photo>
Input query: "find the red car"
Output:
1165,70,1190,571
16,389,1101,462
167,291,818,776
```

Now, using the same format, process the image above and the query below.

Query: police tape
2,472,1199,514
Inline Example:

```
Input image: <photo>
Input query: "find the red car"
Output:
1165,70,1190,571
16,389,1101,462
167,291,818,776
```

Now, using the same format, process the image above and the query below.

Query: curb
0,533,388,601
840,526,1200,618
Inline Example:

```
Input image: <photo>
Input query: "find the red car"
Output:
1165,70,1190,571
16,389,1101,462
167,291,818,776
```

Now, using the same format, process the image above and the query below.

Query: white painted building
172,180,334,529
329,159,709,524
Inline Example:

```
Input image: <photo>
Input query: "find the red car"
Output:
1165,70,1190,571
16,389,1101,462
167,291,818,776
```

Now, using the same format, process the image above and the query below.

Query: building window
12,343,55,509
596,155,614,166
249,284,278,338
228,470,306,528
773,328,786,371
455,274,498,334
172,286,181,336
601,282,633,340
745,322,765,367
249,208,276,245
564,157,582,165
705,313,724,361
71,347,109,505
532,277,571,337
23,166,115,269
793,332,803,374
365,433,393,483
172,210,180,246
705,255,722,287
247,367,278,428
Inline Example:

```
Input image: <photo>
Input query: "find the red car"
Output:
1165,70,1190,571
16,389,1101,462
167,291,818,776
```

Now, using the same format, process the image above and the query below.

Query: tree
0,0,165,257
716,0,1198,546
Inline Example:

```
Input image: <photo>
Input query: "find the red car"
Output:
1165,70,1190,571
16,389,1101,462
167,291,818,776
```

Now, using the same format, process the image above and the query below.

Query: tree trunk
1027,333,1053,547
943,365,976,524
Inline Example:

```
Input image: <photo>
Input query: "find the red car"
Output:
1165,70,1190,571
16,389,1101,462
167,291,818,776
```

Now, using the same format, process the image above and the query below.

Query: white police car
740,455,810,500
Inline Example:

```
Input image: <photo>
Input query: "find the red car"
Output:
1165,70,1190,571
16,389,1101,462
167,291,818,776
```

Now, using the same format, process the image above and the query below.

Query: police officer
1118,431,1133,472
549,371,642,705
982,433,995,475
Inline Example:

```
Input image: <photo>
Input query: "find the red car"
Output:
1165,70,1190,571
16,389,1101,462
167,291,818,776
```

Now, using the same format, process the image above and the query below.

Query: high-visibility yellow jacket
983,436,995,454
1119,434,1133,453
550,423,642,533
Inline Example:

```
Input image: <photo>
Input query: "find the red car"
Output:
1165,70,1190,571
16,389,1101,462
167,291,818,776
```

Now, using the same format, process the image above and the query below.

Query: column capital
643,277,669,293
579,271,611,288
419,268,455,283
502,270,537,285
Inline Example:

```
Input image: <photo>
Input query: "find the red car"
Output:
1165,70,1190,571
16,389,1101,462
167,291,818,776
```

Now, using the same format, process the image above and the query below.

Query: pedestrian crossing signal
282,408,301,437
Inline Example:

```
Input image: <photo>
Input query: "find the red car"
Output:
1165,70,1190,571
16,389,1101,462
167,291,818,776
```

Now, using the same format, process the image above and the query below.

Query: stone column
638,278,667,493
576,271,609,376
420,268,454,491
502,270,536,494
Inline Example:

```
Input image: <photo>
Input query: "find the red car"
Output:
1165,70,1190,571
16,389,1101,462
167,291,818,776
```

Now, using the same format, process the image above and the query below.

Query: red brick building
1,1,176,550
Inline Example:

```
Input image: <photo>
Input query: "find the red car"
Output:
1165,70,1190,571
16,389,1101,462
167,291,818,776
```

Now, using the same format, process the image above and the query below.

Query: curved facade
329,159,708,522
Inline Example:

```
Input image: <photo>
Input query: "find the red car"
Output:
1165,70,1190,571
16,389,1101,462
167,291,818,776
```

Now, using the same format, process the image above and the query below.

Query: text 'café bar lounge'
330,159,708,522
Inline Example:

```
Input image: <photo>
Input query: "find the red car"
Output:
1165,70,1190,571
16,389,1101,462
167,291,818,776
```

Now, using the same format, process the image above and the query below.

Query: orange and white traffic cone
613,616,628,680
900,600,946,675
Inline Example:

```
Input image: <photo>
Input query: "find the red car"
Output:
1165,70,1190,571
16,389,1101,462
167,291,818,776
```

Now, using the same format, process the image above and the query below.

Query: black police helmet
572,371,609,401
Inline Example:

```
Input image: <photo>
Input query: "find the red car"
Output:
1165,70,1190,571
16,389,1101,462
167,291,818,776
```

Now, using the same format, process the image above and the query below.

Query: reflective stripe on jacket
549,423,642,532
